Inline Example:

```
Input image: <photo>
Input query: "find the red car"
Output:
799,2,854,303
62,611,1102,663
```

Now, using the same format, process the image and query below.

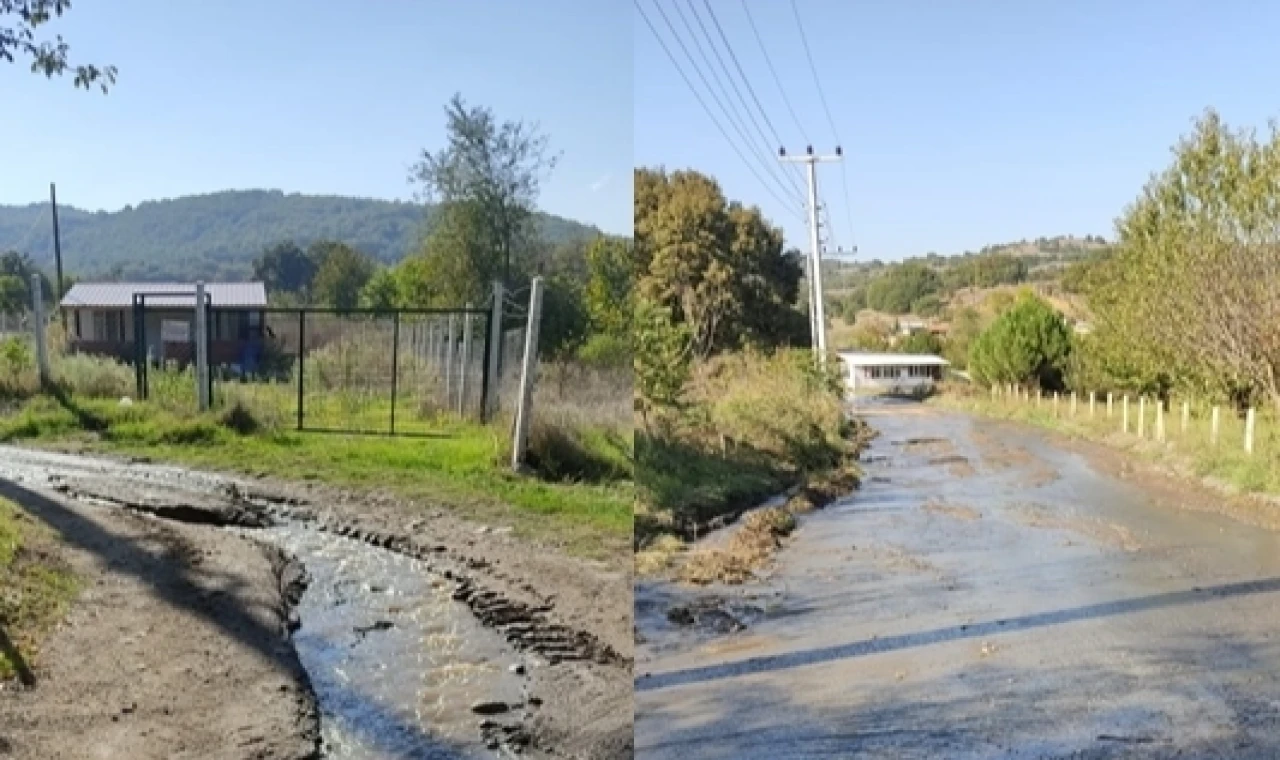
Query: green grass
0,394,632,557
936,387,1280,502
0,497,80,682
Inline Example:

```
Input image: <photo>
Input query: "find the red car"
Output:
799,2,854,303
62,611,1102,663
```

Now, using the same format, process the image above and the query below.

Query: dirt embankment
0,478,320,760
0,449,634,760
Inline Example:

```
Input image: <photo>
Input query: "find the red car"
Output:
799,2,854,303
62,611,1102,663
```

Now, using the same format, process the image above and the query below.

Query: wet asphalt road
636,402,1280,759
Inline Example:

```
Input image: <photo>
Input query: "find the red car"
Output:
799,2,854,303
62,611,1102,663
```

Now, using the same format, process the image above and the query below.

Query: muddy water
0,446,524,759
248,525,524,759
636,401,1280,759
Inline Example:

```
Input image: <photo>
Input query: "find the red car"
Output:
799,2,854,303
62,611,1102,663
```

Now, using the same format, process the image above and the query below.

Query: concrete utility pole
49,183,65,326
779,146,843,363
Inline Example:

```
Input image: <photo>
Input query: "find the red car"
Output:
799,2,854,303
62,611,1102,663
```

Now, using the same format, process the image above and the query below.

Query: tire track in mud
3,452,627,759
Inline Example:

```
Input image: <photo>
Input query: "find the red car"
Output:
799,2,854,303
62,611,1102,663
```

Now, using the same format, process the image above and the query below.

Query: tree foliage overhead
0,190,601,283
968,292,1072,390
408,94,560,287
1086,109,1280,407
1,0,115,92
634,167,805,358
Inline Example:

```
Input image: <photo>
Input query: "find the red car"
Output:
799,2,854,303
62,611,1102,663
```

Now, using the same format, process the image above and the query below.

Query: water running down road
636,401,1280,759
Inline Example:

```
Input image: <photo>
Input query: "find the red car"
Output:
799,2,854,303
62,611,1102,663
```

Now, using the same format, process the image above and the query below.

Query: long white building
837,351,950,394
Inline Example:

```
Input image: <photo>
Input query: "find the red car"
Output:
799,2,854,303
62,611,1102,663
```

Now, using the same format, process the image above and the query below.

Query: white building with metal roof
837,351,950,395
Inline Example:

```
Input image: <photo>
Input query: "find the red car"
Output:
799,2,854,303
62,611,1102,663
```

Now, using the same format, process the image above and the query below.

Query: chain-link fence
201,307,494,435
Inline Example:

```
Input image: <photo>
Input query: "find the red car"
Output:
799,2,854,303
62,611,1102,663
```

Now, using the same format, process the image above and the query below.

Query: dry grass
678,506,797,585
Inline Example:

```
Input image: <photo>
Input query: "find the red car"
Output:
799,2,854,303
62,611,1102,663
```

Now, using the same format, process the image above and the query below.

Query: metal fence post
296,310,306,431
480,281,504,422
458,303,473,415
31,274,50,388
511,277,544,470
194,282,209,412
390,311,400,435
444,313,456,408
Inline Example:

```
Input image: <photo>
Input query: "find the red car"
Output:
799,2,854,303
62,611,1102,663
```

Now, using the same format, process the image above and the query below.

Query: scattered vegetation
0,497,79,683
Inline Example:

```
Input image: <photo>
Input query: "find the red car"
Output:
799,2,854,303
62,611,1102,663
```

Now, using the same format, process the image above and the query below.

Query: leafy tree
634,297,691,415
911,293,944,318
0,274,24,313
253,241,317,299
583,236,632,339
2,0,115,91
1089,109,1280,407
409,94,559,287
309,242,374,310
968,293,1071,390
899,330,942,355
0,251,51,311
539,275,590,360
865,262,941,313
634,167,804,357
942,306,986,369
359,267,402,310
404,200,494,307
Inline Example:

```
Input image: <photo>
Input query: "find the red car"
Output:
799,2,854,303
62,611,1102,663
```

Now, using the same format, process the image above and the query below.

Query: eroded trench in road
0,448,614,759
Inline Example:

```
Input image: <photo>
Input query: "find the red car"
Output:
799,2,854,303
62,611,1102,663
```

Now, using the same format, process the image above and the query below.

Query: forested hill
0,190,602,281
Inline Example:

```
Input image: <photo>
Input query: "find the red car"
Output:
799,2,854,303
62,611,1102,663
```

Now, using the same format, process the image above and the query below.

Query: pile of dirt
679,507,796,585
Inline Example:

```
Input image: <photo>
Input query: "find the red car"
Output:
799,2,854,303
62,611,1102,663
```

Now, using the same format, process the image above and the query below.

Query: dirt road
636,401,1280,759
0,445,631,759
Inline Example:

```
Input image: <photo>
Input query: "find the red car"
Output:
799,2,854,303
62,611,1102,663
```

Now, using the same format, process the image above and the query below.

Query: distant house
838,351,950,394
897,318,928,336
61,282,268,367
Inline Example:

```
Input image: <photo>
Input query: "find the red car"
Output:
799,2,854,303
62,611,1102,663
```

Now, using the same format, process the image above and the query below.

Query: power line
741,0,810,145
685,0,805,200
661,0,803,208
636,0,804,220
789,0,857,254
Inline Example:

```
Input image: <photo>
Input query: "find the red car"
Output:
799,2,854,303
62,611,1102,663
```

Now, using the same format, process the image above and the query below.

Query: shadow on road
636,576,1280,692
0,475,473,758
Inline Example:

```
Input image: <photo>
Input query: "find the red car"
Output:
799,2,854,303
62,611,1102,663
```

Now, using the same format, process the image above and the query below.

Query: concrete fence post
1053,391,1059,417
1107,392,1113,418
1156,401,1165,442
1211,406,1221,446
1138,396,1146,438
1181,401,1190,435
511,277,544,471
1123,396,1130,434
1071,391,1077,417
31,274,50,388
1245,407,1256,455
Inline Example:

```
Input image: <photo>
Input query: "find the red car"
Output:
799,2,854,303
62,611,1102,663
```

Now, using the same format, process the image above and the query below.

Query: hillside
0,190,603,281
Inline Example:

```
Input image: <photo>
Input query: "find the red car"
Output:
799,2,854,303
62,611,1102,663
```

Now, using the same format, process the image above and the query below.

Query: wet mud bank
0,447,629,759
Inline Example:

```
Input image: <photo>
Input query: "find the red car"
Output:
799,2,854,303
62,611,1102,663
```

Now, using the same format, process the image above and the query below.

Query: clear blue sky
636,0,1280,260
1,0,631,235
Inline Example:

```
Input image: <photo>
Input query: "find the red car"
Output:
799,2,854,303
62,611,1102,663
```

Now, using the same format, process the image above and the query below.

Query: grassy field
0,497,79,683
635,350,865,575
937,384,1280,502
1,342,633,557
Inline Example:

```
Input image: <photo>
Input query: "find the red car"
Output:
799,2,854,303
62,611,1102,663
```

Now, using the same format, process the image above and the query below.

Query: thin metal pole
50,183,65,326
390,311,400,435
444,313,456,407
459,302,473,415
296,310,306,431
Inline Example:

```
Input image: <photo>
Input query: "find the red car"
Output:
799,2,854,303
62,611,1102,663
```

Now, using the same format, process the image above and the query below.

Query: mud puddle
244,525,527,759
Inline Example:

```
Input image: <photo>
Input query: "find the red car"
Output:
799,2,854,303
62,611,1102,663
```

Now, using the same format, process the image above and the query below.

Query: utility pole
49,183,65,326
780,146,843,363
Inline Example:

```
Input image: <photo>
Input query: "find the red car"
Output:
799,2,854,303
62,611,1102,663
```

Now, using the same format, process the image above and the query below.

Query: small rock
471,700,510,716
509,663,526,675
476,525,492,535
